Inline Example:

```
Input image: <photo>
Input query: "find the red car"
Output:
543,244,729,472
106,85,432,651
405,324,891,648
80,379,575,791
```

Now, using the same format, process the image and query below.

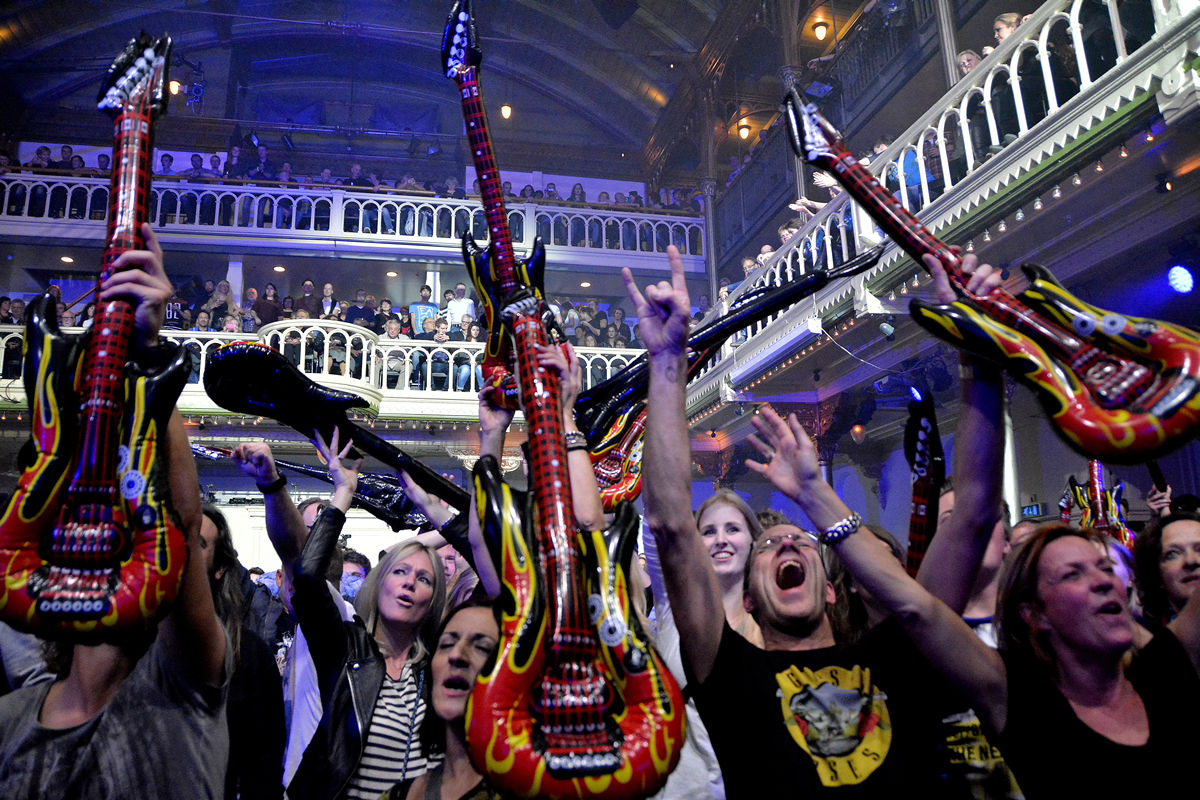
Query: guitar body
1066,460,1131,546
0,34,190,639
783,90,1200,464
468,457,684,799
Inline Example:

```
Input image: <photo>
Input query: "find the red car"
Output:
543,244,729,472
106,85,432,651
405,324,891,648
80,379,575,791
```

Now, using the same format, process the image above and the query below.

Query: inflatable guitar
902,388,945,577
190,442,435,531
0,34,191,639
1061,460,1132,546
784,90,1200,464
443,3,684,797
575,243,883,510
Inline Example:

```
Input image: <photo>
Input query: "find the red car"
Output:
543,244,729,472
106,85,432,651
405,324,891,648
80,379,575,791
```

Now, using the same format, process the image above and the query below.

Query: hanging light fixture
997,220,1007,233
1014,208,1025,222
1033,196,1043,211
983,229,992,243
966,240,975,252
1072,172,1082,186
1052,184,1062,199
813,20,829,41
1095,159,1104,172
1120,143,1129,158
738,120,751,140
500,104,512,119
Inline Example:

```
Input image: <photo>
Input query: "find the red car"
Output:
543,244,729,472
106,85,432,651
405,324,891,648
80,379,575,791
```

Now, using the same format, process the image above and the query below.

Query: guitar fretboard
457,67,517,293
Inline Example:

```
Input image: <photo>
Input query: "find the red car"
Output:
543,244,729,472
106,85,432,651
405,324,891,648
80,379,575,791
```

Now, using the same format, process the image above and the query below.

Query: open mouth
443,674,472,693
776,559,806,591
711,550,735,563
1097,600,1123,615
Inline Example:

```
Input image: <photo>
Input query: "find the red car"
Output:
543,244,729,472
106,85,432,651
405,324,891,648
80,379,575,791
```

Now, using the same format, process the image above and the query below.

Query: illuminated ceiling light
813,20,829,41
1033,196,1043,210
580,281,591,288
1014,208,1025,222
169,80,181,95
386,270,398,277
1145,124,1155,143
500,104,512,120
997,219,1007,233
1168,265,1194,294
1120,143,1129,158
273,265,285,272
1156,173,1173,193
60,256,74,263
983,229,992,243
966,240,975,252
1095,159,1104,172
1052,184,1062,199
738,121,751,140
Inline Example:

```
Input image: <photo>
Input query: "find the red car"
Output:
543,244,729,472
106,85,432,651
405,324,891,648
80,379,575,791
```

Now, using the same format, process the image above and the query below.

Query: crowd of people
0,231,1194,800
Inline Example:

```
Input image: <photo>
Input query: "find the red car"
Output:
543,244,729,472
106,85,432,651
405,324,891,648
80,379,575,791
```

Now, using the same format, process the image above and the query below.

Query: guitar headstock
97,33,172,120
783,87,844,166
442,0,482,78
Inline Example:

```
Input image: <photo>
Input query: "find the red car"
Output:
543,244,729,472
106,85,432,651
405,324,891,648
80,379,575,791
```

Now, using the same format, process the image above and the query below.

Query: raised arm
914,253,1007,612
537,341,605,531
232,441,308,582
102,224,225,686
626,247,725,684
747,407,1009,732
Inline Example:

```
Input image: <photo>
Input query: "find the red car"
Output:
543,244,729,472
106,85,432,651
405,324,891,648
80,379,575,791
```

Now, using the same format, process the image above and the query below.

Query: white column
426,269,441,300
1003,405,1019,525
226,259,244,307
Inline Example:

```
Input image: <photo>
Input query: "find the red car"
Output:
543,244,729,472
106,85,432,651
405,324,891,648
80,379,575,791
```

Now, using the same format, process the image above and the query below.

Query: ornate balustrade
0,320,643,419
0,173,704,260
687,0,1198,414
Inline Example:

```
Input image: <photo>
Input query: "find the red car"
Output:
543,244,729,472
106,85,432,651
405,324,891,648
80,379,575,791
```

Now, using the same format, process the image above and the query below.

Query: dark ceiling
0,0,867,179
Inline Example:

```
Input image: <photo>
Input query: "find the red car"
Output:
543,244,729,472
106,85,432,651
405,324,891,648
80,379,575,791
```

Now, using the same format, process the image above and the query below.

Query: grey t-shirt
0,634,232,799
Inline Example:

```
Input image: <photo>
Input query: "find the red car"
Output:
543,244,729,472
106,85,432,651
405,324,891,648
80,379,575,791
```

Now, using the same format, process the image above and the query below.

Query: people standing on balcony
409,285,438,334
343,289,374,329
609,307,632,342
240,287,259,334
23,146,51,173
48,145,73,171
246,145,277,182
374,298,400,334
455,321,485,392
156,153,175,176
318,282,338,319
519,184,534,199
203,280,235,328
205,154,223,178
502,180,515,198
223,146,247,179
295,280,319,319
414,318,459,391
446,283,475,327
253,282,282,328
342,164,391,234
278,296,294,320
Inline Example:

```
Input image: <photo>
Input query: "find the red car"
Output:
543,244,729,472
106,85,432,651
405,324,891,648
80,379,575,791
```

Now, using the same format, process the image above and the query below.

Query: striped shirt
344,663,432,800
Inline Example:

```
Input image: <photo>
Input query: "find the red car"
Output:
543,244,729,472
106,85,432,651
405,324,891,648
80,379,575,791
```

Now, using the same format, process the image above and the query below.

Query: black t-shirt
999,629,1200,798
687,619,951,798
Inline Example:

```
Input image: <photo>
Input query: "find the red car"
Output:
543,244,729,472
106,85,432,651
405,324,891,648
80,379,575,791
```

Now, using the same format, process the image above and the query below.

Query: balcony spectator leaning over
446,283,475,326
409,285,438,334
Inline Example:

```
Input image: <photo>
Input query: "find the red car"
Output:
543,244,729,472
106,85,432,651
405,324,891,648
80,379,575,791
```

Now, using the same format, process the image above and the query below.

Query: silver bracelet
819,511,862,546
564,431,589,452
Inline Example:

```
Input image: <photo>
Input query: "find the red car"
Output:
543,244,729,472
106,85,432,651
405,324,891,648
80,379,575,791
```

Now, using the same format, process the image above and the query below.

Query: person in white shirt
445,283,475,326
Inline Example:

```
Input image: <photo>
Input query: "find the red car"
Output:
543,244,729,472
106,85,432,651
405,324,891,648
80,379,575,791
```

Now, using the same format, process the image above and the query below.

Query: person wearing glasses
630,246,1012,798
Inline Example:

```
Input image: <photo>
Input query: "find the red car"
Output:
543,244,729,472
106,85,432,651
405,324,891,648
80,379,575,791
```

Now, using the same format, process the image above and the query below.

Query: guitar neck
68,107,154,501
455,66,517,292
813,134,960,277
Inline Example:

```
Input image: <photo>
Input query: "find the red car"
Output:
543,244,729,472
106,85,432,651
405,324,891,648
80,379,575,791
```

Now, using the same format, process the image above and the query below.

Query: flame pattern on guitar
0,34,189,639
442,3,684,797
784,90,1200,464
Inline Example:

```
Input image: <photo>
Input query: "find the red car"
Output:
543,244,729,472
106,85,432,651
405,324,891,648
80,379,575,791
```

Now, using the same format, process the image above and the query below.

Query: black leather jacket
286,506,426,800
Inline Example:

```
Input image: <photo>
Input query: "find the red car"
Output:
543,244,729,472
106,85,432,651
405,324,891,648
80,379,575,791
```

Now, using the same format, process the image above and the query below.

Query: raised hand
745,407,823,501
232,441,280,485
98,223,172,352
1147,485,1173,516
536,342,582,425
621,245,690,360
923,252,1005,305
312,427,361,500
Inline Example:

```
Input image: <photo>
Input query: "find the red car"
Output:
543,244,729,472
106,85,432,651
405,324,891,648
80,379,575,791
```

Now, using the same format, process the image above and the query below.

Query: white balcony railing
0,321,645,417
0,174,705,257
684,0,1198,413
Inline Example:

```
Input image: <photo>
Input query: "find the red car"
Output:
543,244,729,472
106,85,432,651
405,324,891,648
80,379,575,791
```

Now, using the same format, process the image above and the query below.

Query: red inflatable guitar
0,34,190,640
784,90,1200,464
1061,460,1132,546
902,388,945,577
442,3,684,797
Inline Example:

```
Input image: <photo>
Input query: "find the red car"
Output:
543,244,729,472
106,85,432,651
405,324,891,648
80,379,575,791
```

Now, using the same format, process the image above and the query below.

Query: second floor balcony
0,174,705,273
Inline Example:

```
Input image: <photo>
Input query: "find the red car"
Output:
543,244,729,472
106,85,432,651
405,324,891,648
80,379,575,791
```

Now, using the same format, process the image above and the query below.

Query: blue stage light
1168,265,1194,294
909,386,923,402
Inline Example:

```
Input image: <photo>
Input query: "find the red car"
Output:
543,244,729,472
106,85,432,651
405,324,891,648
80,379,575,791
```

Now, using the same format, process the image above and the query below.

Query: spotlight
880,314,896,341
500,104,512,119
850,424,866,444
909,386,923,402
1168,265,1194,294
738,121,751,140
1156,173,1173,193
169,80,182,95
813,20,829,40
709,429,717,438
813,369,821,383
